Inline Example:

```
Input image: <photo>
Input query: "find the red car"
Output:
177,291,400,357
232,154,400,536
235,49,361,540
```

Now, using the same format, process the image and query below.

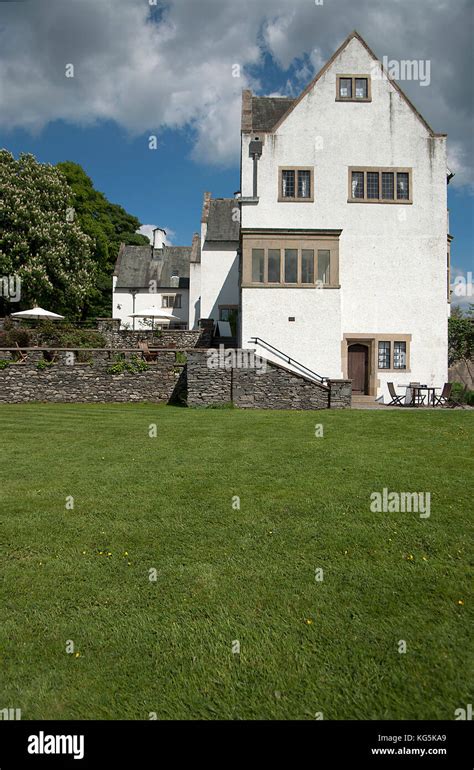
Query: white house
188,30,452,401
113,228,194,330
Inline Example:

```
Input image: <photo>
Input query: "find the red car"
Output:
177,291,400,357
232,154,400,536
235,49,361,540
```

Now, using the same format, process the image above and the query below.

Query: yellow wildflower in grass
457,600,464,606
305,619,313,625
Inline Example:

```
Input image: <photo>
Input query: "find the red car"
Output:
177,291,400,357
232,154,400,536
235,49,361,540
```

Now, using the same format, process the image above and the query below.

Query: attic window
337,75,371,102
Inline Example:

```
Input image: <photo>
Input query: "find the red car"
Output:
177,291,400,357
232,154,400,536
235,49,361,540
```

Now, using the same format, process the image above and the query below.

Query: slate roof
251,96,295,131
205,199,240,242
114,244,191,289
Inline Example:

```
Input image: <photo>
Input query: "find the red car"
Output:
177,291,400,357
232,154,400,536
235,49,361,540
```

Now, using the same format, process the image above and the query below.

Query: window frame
393,341,407,370
376,337,411,371
242,232,340,288
161,294,181,309
378,341,391,370
336,74,372,102
348,167,413,204
278,167,315,203
219,305,239,321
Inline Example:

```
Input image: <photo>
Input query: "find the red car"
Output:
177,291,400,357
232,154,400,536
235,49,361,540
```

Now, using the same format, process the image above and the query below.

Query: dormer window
336,75,371,102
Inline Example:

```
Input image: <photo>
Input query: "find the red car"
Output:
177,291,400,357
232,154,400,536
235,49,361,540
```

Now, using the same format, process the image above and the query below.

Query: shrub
0,359,10,369
37,359,53,370
106,355,149,375
0,325,31,348
450,382,474,406
34,319,106,348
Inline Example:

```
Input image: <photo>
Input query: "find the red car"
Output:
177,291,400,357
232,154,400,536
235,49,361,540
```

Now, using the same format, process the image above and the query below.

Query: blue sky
0,120,237,244
0,0,472,303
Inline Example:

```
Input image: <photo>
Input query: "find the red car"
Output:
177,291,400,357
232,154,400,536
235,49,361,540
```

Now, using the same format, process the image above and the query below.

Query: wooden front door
348,344,368,394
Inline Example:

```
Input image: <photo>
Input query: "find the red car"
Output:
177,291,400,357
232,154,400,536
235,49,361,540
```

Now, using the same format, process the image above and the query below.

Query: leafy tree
0,151,96,318
56,162,149,318
448,303,473,381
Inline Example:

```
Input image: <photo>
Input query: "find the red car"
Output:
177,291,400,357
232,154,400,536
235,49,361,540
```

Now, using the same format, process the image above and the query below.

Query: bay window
244,232,340,288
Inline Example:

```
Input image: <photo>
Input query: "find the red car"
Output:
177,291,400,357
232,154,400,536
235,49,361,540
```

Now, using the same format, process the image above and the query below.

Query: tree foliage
448,304,473,369
56,162,149,318
0,151,96,318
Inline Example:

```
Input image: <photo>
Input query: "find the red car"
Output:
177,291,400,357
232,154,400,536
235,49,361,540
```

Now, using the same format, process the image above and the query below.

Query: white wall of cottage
113,288,189,329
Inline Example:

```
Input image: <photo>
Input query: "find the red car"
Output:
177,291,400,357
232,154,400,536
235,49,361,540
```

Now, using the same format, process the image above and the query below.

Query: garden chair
434,382,452,407
387,382,404,406
14,343,28,363
138,340,157,362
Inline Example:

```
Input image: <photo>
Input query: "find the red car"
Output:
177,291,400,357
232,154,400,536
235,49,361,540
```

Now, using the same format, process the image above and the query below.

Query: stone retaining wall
0,347,351,408
186,350,351,409
0,349,183,404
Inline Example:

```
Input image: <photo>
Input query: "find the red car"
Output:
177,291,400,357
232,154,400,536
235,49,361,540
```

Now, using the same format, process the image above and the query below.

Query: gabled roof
242,30,446,138
202,196,240,242
114,244,190,289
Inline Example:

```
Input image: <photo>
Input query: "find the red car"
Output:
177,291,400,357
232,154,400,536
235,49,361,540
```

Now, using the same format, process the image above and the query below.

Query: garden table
411,385,437,407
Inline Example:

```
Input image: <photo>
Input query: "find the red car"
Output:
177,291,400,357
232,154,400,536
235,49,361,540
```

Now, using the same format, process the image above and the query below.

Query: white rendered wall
241,287,341,378
200,243,239,321
113,288,189,329
188,263,201,330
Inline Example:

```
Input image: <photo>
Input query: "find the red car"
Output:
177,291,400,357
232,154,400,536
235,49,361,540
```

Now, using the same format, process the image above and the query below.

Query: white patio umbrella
10,306,65,320
129,307,181,330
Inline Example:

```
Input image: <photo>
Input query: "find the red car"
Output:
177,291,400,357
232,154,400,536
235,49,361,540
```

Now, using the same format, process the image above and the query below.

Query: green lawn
0,404,472,720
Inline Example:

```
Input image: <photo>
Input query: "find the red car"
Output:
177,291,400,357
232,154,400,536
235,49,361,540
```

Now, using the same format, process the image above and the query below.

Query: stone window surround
242,231,340,288
348,167,413,204
342,333,412,396
278,167,315,202
336,74,372,102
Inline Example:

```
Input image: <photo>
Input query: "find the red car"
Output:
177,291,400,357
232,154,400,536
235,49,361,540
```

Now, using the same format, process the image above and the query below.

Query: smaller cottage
113,231,193,329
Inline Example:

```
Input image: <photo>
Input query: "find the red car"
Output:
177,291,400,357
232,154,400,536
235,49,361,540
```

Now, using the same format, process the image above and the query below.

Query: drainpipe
130,288,139,331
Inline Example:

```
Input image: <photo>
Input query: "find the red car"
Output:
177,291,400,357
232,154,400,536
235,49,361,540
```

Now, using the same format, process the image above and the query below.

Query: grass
0,404,472,720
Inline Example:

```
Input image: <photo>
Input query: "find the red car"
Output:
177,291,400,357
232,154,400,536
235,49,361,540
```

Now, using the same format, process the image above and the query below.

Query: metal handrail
249,337,328,384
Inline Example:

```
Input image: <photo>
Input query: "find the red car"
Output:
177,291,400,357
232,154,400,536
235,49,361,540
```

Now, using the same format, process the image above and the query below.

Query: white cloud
0,0,471,184
137,224,175,245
